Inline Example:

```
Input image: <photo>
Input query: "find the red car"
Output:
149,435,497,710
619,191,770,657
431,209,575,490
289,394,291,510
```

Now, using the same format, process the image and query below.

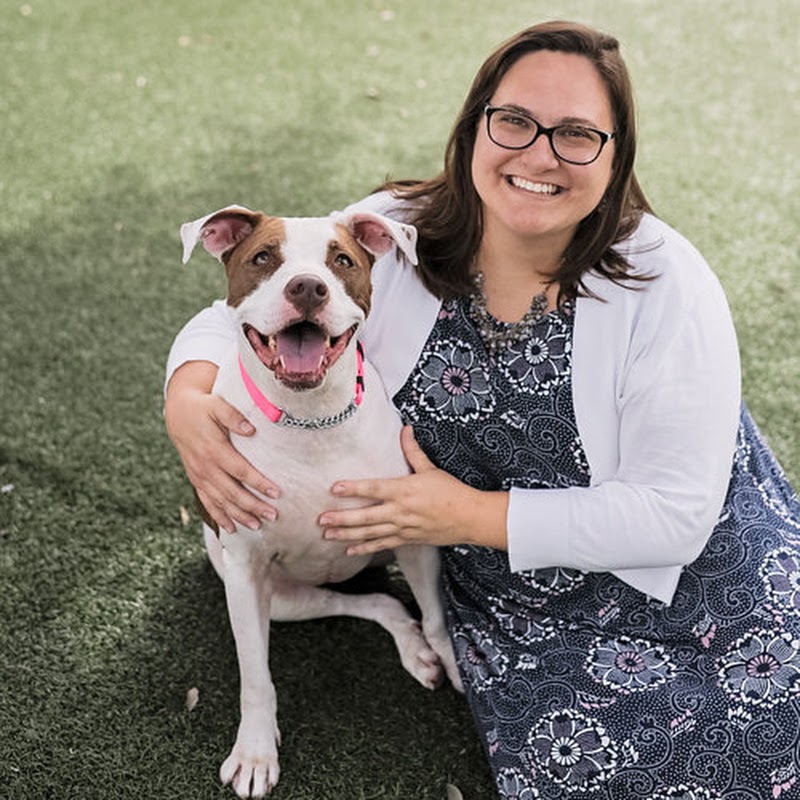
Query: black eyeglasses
484,104,615,165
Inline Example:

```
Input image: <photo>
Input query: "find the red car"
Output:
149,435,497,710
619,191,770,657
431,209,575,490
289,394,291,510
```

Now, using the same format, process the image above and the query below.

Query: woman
165,21,800,799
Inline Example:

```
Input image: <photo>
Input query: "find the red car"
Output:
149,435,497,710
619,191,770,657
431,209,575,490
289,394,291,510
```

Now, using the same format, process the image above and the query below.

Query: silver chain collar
278,399,359,430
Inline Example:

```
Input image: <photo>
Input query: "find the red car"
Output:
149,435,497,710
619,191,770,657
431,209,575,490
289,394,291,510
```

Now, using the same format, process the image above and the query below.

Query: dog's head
180,205,417,391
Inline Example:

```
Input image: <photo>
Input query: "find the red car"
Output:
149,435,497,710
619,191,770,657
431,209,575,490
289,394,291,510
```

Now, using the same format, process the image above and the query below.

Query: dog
180,205,461,797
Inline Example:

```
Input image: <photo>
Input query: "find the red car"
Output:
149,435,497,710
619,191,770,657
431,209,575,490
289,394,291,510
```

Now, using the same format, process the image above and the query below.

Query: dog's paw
429,633,464,694
220,721,281,797
395,619,447,690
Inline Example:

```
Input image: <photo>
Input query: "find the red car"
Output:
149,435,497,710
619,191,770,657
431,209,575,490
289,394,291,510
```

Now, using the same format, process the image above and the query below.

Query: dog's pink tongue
276,327,326,373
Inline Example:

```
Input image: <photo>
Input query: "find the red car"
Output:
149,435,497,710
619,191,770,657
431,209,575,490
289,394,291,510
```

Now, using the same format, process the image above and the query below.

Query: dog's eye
252,250,273,266
334,253,355,269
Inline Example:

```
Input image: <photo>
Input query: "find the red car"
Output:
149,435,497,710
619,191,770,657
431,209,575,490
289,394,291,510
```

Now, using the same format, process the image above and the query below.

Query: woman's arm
320,426,510,553
164,302,279,532
506,224,741,578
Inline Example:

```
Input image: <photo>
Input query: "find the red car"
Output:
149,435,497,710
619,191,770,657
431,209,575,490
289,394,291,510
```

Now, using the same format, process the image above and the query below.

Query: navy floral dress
394,296,800,799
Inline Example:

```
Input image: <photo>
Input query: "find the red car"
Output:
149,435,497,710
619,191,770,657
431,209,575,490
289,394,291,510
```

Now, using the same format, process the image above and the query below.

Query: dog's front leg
219,534,281,797
394,545,463,692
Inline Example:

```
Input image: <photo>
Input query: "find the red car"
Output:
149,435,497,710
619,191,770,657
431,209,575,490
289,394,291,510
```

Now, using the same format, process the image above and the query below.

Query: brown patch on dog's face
223,216,287,307
328,223,375,317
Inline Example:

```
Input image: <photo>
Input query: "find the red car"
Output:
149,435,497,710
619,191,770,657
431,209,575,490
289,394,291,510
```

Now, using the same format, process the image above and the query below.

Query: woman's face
471,49,616,258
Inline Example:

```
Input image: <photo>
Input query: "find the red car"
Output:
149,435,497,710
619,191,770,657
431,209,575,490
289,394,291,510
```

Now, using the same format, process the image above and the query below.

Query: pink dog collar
238,343,365,430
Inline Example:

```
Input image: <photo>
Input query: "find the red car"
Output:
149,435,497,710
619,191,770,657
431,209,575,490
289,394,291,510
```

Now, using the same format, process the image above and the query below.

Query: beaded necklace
468,271,550,354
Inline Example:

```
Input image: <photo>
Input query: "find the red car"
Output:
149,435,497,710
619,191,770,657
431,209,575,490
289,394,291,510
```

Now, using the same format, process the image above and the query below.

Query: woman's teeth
509,176,559,194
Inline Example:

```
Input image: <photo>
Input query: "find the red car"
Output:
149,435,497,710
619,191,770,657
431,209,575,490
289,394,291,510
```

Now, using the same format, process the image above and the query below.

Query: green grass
1,1,798,798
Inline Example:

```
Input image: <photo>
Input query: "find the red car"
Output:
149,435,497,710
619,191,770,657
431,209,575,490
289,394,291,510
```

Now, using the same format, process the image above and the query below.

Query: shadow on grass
0,420,493,798
0,127,494,799
2,540,492,798
148,558,494,800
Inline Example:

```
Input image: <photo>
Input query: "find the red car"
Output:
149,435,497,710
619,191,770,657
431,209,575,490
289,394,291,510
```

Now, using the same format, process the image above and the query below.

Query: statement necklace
468,271,549,354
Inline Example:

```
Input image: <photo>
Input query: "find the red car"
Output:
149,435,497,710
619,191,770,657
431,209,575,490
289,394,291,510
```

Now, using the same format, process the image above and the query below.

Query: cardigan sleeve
164,299,236,393
506,223,741,600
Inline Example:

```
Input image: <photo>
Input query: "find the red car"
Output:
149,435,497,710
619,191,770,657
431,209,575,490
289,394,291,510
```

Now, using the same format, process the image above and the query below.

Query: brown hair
380,20,653,300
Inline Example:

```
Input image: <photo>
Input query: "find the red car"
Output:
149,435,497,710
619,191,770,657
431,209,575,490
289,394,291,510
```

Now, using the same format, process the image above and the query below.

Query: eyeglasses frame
483,103,616,165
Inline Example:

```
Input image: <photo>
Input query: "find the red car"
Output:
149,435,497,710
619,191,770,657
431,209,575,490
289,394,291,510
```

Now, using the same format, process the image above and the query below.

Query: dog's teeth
268,335,277,349
278,355,286,369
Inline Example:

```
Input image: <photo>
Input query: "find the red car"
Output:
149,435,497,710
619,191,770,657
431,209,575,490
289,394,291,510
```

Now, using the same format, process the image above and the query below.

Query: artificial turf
1,1,797,798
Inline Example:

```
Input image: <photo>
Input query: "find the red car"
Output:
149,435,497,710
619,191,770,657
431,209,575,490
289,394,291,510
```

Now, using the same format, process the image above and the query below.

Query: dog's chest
216,355,408,583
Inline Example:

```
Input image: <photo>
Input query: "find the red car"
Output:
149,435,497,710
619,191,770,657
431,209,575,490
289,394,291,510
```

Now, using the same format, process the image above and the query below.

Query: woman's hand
164,361,280,533
319,426,509,555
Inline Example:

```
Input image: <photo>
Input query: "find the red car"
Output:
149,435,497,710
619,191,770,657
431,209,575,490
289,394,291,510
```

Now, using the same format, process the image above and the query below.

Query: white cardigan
167,194,741,605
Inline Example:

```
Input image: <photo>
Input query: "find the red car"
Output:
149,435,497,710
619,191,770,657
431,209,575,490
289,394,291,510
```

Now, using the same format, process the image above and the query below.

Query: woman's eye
500,113,531,129
334,253,355,268
558,126,596,141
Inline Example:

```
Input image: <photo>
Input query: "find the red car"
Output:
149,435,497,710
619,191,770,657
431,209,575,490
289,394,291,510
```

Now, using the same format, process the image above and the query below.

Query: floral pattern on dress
451,624,509,690
499,312,572,396
529,708,618,792
519,566,586,596
717,627,800,707
762,548,800,612
586,635,675,694
407,337,494,422
770,763,799,798
734,422,800,536
495,768,540,799
650,786,722,800
491,594,558,646
569,435,591,477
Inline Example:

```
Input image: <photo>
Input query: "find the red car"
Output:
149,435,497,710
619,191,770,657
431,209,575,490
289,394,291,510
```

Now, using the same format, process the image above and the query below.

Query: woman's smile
506,176,561,195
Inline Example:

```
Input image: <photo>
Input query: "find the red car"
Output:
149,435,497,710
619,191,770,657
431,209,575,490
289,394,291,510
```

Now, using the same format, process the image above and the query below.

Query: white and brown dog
180,205,461,797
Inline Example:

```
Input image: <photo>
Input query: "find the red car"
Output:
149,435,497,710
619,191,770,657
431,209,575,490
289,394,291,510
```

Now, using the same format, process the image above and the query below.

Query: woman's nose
519,132,560,168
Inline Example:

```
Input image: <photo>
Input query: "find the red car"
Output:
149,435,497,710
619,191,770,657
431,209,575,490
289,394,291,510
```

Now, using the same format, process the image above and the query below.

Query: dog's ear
343,212,418,266
180,205,260,264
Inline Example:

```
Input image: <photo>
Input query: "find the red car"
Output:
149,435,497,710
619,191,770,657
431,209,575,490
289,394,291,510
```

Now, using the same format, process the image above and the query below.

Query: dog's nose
284,274,329,312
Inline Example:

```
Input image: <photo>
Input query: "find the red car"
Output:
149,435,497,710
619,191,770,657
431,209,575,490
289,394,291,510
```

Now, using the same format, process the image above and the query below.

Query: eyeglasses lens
488,111,603,165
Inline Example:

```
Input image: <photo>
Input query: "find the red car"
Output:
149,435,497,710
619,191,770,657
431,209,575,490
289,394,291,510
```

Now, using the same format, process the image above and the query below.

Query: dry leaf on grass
179,506,190,527
185,687,199,712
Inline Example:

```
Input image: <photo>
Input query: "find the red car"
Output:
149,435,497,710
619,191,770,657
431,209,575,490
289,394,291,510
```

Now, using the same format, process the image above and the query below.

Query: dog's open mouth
244,321,357,389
